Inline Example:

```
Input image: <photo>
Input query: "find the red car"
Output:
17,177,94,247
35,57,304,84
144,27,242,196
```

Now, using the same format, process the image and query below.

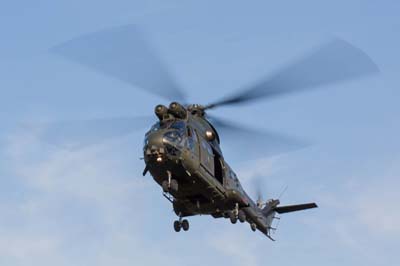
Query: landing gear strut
173,213,189,232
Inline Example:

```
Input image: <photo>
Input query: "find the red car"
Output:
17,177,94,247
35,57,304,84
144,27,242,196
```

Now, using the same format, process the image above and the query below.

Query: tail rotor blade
254,177,265,207
251,177,263,199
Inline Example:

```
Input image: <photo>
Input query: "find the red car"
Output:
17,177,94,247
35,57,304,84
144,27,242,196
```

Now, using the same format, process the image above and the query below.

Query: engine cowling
168,102,187,119
155,104,168,120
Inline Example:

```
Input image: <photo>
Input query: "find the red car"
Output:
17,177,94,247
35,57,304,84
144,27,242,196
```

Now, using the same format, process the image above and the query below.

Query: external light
205,130,215,141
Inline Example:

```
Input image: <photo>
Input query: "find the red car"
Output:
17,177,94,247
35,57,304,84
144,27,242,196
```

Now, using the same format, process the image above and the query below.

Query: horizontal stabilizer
275,203,317,214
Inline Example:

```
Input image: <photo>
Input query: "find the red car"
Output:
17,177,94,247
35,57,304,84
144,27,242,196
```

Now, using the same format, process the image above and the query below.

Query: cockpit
160,120,186,147
144,120,187,156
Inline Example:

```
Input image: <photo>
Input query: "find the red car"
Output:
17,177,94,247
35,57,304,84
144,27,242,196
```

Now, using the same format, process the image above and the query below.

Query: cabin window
213,151,223,184
201,139,213,164
192,128,198,142
187,126,195,150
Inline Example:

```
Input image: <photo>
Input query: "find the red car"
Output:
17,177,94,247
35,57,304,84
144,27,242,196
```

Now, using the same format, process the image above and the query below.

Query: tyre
182,219,189,231
238,210,246,223
173,220,181,232
250,223,257,231
229,212,237,224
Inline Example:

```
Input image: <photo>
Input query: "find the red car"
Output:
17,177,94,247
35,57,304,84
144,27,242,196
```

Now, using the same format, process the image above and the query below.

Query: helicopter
49,25,379,239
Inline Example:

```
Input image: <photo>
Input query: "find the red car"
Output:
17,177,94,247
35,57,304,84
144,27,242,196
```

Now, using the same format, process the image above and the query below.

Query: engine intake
168,102,187,119
155,104,168,120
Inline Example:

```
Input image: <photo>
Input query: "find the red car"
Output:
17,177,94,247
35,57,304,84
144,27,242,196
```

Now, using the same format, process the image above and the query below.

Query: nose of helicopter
144,126,185,163
144,131,165,156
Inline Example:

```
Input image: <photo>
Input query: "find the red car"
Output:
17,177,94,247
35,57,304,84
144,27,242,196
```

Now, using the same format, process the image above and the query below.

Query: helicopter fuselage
143,102,274,236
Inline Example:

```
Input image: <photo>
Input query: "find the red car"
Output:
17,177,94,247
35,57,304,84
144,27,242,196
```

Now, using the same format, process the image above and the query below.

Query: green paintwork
143,102,317,240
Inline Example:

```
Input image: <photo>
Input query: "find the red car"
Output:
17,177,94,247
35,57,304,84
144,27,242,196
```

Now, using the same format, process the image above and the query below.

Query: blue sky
1,1,399,265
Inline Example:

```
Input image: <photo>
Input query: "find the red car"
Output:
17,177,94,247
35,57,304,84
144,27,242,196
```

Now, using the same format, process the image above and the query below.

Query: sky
0,1,399,265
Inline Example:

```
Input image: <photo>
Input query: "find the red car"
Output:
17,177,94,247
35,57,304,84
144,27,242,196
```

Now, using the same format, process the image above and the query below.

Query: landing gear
229,203,239,224
173,220,181,232
162,180,178,193
229,212,238,224
238,210,246,223
162,171,178,193
181,219,189,231
250,223,257,232
173,213,189,232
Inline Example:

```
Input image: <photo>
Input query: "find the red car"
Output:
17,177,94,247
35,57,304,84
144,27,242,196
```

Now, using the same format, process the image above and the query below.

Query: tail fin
262,199,280,216
274,203,318,214
260,201,317,241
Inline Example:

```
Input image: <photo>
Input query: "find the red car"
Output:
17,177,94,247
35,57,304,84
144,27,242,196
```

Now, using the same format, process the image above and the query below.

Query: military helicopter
49,25,379,239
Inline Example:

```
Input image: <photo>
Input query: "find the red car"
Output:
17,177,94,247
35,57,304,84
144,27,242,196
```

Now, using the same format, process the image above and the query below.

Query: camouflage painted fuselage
143,103,276,236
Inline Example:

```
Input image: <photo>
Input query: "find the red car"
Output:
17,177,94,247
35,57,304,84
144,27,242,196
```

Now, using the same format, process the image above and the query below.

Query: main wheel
250,223,257,232
170,179,178,192
229,212,237,224
162,180,169,193
181,219,189,231
173,220,181,232
238,210,246,223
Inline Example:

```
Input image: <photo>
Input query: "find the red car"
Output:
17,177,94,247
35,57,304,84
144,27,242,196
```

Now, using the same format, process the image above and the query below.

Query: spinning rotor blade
208,116,307,158
254,177,266,203
24,116,152,149
51,25,186,102
206,38,379,109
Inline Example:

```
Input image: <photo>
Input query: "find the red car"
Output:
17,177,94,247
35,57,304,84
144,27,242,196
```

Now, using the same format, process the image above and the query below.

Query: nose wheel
173,215,189,232
162,180,178,193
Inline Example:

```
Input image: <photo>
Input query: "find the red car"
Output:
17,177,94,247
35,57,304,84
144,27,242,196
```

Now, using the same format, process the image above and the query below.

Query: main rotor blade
23,116,153,149
208,116,308,158
50,25,186,102
206,38,379,109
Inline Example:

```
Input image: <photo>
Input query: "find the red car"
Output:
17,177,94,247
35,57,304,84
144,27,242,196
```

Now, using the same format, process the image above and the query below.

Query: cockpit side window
187,126,194,150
